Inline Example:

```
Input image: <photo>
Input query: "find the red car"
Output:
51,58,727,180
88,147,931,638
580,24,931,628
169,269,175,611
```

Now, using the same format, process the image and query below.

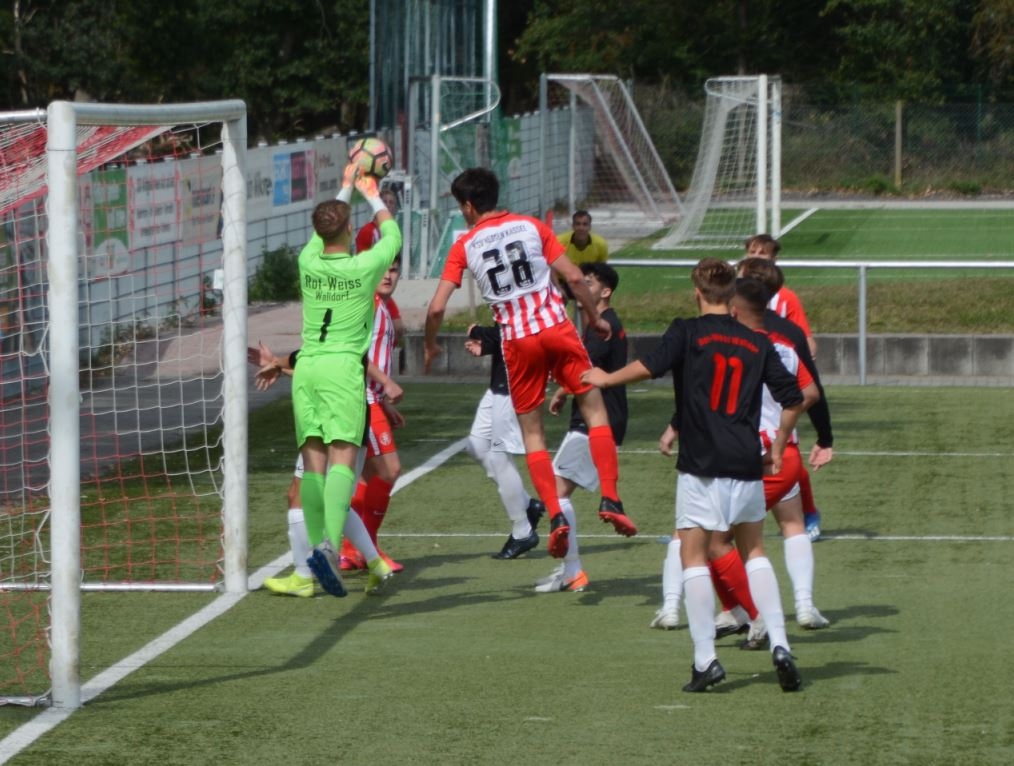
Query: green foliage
947,179,983,195
822,0,976,100
248,245,300,302
89,318,156,371
0,0,370,137
848,174,900,195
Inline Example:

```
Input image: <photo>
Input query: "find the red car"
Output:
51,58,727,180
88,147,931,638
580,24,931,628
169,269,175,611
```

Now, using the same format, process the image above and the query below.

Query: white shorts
552,430,599,492
675,473,765,531
470,389,525,454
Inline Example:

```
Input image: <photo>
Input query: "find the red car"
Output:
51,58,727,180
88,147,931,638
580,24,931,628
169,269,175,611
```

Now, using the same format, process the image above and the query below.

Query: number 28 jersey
440,211,568,340
640,313,803,481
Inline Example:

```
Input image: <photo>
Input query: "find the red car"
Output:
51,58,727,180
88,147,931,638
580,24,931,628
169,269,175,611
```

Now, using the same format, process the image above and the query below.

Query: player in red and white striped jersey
732,278,829,634
745,234,816,357
340,257,405,572
424,167,634,564
744,236,827,542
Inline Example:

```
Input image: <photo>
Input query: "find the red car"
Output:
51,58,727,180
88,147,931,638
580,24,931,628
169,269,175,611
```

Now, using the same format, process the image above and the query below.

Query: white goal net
0,100,247,709
653,75,782,250
539,74,682,238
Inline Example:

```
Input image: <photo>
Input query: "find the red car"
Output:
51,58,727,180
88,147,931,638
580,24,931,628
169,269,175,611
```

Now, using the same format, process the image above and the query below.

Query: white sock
683,566,717,671
344,511,379,562
745,556,790,653
287,508,312,578
470,436,531,538
784,533,815,611
560,498,582,578
662,538,683,611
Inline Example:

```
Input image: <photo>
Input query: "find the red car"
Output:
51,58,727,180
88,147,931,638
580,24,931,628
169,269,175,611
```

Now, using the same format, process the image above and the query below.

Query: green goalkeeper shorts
291,352,367,448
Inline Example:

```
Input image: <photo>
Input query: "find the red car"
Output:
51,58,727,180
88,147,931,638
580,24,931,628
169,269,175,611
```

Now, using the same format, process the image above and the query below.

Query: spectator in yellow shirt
556,211,608,321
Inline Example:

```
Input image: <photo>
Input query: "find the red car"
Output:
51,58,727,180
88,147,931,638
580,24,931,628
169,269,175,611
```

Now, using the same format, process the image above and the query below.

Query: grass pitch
2,381,1012,765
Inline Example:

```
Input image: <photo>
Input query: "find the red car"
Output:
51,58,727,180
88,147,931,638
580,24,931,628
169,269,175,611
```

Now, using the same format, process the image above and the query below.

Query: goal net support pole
43,99,247,710
653,75,781,250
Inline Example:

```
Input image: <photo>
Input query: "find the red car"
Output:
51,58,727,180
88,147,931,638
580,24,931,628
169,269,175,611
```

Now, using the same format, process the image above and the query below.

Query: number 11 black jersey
640,313,803,481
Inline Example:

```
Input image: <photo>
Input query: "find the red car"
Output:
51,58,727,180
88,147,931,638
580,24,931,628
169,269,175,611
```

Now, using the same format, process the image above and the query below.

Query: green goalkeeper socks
324,463,356,547
300,472,326,547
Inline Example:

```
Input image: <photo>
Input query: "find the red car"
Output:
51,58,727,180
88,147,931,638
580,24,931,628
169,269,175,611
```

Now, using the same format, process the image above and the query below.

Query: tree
0,0,371,140
508,0,839,102
821,0,976,100
971,0,1014,90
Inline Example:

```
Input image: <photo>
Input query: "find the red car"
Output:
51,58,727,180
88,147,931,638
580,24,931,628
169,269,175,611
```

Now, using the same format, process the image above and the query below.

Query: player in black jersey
583,258,807,693
535,262,630,593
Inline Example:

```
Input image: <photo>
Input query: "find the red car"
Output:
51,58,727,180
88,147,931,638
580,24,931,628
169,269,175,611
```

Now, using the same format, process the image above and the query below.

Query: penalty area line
779,207,819,236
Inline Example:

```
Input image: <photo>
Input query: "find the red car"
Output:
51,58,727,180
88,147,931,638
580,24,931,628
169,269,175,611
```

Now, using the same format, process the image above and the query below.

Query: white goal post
653,75,782,250
0,100,247,710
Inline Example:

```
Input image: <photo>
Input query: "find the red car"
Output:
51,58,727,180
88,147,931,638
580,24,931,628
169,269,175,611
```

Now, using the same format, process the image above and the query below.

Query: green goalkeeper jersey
297,218,401,358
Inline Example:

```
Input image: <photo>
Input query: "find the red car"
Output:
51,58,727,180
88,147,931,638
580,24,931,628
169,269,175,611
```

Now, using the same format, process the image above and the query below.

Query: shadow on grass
707,657,898,694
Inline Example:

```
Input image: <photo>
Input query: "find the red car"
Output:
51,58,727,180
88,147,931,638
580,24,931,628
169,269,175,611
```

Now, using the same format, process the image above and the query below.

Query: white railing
609,259,1014,385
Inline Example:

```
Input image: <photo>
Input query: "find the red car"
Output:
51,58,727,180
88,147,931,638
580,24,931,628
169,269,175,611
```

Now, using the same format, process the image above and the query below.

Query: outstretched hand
581,366,610,388
341,162,359,189
247,340,276,367
355,172,380,200
809,444,834,470
254,365,282,391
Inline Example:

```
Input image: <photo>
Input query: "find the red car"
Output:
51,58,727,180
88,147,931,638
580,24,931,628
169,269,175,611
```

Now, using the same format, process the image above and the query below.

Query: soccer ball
348,137,393,179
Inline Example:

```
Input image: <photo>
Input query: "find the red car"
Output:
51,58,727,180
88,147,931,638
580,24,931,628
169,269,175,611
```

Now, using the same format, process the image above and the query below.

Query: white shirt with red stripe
759,330,814,447
366,294,396,404
768,285,813,338
441,211,568,340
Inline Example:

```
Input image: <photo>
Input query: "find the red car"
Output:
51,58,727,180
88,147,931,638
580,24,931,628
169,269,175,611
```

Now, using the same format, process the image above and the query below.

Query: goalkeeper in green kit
293,163,401,597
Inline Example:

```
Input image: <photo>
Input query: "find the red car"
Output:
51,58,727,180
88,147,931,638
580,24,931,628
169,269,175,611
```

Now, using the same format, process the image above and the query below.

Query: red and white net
1,114,229,703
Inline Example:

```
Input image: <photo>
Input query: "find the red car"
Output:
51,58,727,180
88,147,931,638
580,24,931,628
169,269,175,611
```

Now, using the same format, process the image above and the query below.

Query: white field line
779,207,819,236
617,448,1013,458
381,531,1014,543
0,437,469,763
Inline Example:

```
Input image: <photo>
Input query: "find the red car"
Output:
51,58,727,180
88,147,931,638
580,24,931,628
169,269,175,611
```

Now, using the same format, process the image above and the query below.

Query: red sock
709,561,740,611
710,548,758,620
350,479,368,514
362,475,393,542
800,467,817,516
525,451,562,518
340,535,361,561
587,425,619,500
